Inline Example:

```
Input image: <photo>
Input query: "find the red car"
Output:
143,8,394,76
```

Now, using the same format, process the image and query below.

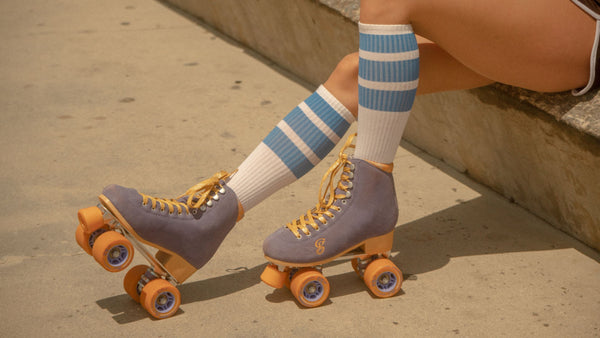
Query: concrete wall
164,0,358,85
406,87,600,250
163,0,600,252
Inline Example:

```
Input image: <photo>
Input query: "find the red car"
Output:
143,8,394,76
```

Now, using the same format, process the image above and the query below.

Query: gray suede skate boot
262,136,399,266
99,171,243,282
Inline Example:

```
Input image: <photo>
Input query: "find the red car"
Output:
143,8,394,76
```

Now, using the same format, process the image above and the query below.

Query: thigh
408,0,596,92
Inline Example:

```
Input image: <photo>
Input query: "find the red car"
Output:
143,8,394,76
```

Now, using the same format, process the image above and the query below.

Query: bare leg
360,0,595,93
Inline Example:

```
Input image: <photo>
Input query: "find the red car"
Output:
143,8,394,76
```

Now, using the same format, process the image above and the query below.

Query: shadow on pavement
96,263,266,323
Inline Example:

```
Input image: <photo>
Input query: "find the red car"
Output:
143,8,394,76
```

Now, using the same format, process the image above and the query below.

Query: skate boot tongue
286,135,356,239
176,171,233,210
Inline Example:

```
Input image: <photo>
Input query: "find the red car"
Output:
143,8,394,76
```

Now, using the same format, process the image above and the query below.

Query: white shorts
571,0,600,95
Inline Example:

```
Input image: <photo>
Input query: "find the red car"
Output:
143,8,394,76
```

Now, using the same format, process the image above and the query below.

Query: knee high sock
354,22,419,164
227,85,355,211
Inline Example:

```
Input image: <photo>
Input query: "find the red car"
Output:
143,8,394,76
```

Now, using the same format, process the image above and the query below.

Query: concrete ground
1,0,599,336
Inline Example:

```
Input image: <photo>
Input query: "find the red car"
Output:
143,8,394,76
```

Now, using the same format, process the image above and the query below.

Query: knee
323,53,360,118
360,0,412,24
330,53,359,84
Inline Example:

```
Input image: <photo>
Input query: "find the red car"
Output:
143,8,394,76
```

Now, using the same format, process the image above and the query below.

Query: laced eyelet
282,134,360,241
213,194,219,201
219,187,226,194
207,200,213,207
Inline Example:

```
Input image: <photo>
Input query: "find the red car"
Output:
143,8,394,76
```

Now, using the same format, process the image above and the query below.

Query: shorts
571,0,600,95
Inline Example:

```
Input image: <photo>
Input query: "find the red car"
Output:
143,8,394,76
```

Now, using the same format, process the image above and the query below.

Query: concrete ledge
163,0,600,252
407,86,600,252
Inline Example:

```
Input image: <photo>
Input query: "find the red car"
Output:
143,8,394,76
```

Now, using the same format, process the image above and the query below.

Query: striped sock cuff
228,85,354,211
358,22,419,113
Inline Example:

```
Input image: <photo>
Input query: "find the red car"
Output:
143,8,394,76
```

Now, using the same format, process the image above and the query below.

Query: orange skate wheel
140,279,181,319
363,258,403,298
75,224,93,255
75,224,108,255
78,206,105,233
123,265,149,303
260,264,288,289
92,231,134,272
290,268,330,308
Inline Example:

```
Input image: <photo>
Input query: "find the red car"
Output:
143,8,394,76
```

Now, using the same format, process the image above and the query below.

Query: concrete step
164,0,600,252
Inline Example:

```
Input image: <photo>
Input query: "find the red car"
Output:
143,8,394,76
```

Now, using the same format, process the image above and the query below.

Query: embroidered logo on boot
315,238,326,255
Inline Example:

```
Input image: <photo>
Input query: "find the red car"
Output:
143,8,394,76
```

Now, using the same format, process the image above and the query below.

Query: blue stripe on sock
263,127,314,178
358,86,417,112
359,33,418,53
283,107,335,160
358,58,419,83
304,92,351,138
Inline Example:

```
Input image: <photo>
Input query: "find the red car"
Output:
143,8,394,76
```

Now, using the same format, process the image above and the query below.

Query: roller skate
260,135,403,307
75,171,243,319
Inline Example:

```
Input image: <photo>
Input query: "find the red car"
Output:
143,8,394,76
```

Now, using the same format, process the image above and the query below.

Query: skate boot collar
177,171,234,209
363,159,393,173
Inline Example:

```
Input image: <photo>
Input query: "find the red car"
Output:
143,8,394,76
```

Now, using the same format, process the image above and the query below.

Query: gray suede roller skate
260,135,403,307
75,171,243,319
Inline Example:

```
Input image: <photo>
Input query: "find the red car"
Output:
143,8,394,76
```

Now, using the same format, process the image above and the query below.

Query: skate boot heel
155,250,197,283
362,231,394,256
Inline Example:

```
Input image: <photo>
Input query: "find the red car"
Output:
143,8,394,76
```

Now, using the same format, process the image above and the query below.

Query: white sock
354,22,420,164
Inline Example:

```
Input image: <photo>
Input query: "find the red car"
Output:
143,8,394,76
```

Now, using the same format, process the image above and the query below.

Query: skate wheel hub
303,281,323,300
156,292,175,310
376,271,397,292
110,246,123,258
107,245,129,266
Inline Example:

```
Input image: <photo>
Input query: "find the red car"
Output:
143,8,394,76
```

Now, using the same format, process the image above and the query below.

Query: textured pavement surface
1,1,599,336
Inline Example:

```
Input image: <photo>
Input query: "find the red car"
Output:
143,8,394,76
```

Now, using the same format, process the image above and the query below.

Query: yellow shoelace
286,134,356,239
140,171,233,215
